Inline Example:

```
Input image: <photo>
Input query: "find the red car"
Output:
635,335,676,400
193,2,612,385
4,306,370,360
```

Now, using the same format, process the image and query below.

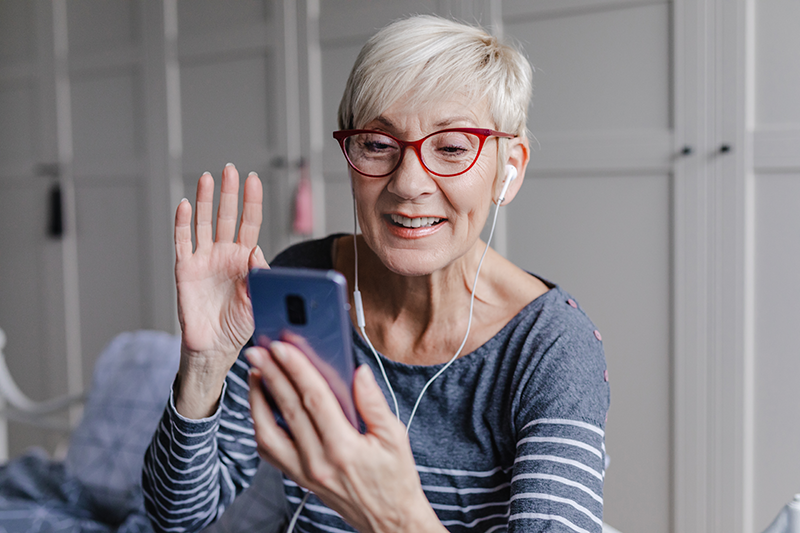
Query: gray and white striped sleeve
510,418,606,533
142,354,259,533
509,321,609,533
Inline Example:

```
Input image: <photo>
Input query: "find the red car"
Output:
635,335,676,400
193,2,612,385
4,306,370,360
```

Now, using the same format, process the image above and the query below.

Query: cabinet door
0,0,292,458
0,0,75,457
752,0,800,529
503,2,672,533
176,0,286,259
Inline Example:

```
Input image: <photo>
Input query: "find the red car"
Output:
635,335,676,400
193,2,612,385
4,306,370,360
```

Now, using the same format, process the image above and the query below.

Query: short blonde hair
337,15,533,139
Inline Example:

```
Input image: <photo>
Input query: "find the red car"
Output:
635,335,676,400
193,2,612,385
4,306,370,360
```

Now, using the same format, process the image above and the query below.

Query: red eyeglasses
333,128,516,178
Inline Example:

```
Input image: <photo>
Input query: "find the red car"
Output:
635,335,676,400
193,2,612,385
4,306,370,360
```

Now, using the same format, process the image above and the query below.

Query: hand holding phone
248,267,358,430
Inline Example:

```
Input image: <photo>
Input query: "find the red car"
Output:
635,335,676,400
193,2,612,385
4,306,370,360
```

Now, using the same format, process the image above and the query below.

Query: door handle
48,182,63,239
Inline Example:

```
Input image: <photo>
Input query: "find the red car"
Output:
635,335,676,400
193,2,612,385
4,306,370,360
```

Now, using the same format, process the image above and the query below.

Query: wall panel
508,173,671,532
0,82,35,165
177,0,270,35
180,56,273,175
751,0,800,528
0,0,36,65
755,0,800,127
321,44,361,174
506,2,672,529
753,173,800,530
71,71,141,171
508,2,670,134
75,180,145,387
66,0,138,54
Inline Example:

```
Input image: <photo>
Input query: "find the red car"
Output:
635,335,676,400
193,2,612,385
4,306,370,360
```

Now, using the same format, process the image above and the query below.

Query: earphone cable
285,490,311,533
352,196,400,421
287,186,506,532
403,200,500,432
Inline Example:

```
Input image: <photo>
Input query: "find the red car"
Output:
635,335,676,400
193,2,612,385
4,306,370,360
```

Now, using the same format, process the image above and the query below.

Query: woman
143,15,609,533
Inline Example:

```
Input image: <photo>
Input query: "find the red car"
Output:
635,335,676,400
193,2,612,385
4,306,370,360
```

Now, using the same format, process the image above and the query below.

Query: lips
389,214,444,228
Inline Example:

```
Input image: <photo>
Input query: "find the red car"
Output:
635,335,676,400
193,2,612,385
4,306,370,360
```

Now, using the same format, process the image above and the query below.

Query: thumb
353,365,402,440
249,245,270,270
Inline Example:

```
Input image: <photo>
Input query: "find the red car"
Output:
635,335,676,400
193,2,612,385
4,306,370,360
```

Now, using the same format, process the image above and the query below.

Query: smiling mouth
389,214,445,228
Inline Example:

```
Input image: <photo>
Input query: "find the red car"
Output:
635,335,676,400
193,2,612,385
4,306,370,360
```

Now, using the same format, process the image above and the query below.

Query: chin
375,247,447,278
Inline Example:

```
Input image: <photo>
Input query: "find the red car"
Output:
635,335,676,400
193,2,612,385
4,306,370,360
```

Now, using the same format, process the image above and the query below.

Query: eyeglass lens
344,131,482,176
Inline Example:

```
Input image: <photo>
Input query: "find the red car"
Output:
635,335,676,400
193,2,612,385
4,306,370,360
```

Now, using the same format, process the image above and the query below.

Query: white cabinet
0,0,298,458
503,3,672,532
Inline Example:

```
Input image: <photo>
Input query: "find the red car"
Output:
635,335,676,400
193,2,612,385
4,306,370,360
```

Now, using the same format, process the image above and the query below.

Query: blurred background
0,1,798,532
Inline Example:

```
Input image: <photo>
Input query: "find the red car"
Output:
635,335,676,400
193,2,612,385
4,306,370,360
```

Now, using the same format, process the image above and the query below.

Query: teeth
390,214,442,228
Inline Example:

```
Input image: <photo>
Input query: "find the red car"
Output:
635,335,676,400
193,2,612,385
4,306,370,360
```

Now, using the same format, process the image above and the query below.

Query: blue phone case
248,267,358,430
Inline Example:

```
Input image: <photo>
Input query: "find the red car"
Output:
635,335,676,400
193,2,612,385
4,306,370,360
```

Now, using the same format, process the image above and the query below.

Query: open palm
174,164,268,382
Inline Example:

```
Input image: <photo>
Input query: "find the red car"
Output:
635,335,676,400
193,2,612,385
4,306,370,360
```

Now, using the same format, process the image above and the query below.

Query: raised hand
173,164,268,419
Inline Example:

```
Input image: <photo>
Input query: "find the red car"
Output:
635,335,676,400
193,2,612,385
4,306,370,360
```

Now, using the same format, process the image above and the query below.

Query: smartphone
247,267,358,430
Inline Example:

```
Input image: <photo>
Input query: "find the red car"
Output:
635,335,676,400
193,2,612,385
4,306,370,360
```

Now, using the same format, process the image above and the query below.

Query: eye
438,143,468,154
429,132,477,158
359,134,397,154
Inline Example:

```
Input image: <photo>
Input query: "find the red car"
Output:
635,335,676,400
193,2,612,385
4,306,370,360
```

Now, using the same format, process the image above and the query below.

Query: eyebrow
433,116,479,128
370,115,480,132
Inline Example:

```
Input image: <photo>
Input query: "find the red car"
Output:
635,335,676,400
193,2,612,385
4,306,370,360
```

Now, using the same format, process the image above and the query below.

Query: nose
386,145,438,200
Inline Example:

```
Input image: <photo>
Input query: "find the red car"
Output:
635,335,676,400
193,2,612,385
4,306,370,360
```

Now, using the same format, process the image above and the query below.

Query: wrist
397,493,446,533
173,350,232,419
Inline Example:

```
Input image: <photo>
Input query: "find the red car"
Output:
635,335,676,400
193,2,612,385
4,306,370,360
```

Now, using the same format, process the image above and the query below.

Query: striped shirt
143,235,610,533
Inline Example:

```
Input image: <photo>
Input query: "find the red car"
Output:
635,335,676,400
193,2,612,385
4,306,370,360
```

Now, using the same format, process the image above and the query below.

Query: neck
336,234,495,365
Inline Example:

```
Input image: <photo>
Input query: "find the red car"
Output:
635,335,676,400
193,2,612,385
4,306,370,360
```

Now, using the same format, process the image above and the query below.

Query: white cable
354,199,504,435
403,201,501,433
358,321,400,422
285,490,311,533
285,193,504,531
352,197,400,421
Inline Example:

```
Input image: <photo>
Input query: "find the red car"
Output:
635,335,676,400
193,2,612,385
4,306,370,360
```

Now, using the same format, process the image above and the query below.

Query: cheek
444,165,496,220
350,175,379,214
350,178,389,242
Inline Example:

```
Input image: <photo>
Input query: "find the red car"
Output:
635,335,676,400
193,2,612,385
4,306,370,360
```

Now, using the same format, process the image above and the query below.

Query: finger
282,332,358,429
195,172,215,252
174,198,193,260
269,339,356,443
247,365,305,478
248,245,270,271
353,365,404,442
238,172,263,249
249,344,329,463
215,163,240,243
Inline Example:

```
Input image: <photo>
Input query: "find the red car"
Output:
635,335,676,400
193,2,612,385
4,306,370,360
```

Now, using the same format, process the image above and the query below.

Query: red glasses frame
332,127,516,178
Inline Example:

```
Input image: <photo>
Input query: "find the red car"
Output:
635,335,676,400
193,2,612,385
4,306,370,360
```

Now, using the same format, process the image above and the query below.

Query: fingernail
269,341,286,361
245,347,263,367
358,365,376,386
252,245,262,258
202,171,211,176
180,197,188,203
226,162,235,168
248,171,258,178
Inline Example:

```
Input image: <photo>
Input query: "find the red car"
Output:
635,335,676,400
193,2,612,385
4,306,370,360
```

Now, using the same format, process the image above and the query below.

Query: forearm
142,395,227,533
143,357,260,533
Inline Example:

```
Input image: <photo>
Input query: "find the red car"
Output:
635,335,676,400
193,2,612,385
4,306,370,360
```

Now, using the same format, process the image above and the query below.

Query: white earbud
497,164,518,204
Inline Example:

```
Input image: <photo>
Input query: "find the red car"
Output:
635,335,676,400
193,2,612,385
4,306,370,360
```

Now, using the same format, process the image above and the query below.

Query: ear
494,136,530,206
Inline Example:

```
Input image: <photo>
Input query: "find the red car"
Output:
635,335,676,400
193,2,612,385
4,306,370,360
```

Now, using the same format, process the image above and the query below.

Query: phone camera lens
285,294,307,325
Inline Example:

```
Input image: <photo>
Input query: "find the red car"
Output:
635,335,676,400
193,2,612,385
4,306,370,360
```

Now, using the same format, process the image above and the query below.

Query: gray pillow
64,330,180,521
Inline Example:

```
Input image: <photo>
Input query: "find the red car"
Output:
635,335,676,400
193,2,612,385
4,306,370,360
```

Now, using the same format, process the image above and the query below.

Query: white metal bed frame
0,327,85,461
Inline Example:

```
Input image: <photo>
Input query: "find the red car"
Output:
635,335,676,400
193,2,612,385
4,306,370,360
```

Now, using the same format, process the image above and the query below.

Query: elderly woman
143,14,609,533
